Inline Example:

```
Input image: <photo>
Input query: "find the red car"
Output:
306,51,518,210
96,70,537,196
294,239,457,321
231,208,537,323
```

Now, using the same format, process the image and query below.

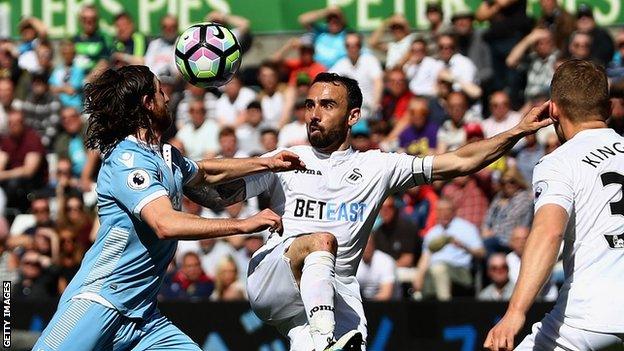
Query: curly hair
84,65,158,154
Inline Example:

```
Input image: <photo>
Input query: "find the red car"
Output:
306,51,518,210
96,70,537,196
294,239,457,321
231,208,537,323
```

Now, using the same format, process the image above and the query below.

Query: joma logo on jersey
294,169,322,175
293,199,366,222
308,305,334,318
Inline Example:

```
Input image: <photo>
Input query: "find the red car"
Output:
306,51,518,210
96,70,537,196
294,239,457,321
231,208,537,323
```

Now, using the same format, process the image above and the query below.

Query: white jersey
246,145,432,280
532,128,624,332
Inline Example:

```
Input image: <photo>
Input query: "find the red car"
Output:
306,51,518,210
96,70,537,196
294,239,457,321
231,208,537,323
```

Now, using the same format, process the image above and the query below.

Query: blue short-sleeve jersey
61,137,198,319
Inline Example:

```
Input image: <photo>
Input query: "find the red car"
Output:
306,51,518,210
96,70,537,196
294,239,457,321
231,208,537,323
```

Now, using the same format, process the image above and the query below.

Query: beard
307,121,347,150
152,102,173,133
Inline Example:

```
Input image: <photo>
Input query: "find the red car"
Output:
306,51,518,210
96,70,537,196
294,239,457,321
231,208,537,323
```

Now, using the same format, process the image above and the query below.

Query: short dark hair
114,12,133,23
311,72,363,111
551,59,610,122
219,126,236,139
260,128,278,137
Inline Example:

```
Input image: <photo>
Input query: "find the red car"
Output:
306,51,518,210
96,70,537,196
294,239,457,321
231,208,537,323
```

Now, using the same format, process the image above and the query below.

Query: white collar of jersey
125,135,161,153
312,146,355,161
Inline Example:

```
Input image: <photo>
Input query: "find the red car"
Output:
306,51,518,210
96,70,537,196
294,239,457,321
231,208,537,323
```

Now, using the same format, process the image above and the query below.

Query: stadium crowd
1,1,624,304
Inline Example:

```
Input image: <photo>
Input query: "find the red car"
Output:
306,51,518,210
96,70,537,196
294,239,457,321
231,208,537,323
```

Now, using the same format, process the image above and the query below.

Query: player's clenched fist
240,209,284,234
484,310,525,351
266,150,307,172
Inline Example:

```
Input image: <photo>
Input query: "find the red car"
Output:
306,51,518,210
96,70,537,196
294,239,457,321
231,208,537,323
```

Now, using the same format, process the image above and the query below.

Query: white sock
300,250,336,351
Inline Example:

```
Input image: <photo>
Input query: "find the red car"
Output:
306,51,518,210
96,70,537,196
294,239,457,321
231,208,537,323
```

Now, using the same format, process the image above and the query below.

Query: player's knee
310,232,338,255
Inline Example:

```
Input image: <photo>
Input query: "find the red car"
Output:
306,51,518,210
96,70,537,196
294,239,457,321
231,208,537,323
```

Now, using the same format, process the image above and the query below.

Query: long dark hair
84,65,158,154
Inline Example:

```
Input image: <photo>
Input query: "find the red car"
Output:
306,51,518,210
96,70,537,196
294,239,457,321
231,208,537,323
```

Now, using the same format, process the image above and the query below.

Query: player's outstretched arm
188,150,305,186
141,196,282,240
431,102,552,181
483,204,567,351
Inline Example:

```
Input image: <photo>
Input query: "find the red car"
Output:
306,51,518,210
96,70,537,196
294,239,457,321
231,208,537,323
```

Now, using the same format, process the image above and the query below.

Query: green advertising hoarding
1,0,623,39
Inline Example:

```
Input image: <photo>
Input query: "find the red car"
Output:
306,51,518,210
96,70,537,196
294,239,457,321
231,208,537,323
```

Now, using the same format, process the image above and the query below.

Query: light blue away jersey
61,136,198,319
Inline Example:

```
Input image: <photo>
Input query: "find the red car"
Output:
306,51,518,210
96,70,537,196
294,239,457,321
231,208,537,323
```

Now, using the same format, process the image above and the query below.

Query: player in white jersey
485,59,624,351
206,72,550,351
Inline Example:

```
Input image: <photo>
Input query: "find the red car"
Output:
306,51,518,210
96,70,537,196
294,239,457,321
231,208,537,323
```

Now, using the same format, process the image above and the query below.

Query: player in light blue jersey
32,65,304,351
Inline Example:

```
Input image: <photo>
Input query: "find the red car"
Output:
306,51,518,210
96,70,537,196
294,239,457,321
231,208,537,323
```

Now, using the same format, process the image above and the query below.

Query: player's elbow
153,216,178,240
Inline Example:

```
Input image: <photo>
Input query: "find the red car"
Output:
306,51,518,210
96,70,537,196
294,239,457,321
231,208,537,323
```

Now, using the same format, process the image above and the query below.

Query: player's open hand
516,101,554,136
240,209,283,235
483,310,526,351
267,151,306,172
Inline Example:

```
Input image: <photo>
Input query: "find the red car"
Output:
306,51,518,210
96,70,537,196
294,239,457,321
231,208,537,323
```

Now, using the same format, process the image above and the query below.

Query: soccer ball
174,22,241,88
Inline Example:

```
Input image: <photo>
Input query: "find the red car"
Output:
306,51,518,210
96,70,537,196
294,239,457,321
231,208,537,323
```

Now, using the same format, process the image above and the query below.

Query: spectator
0,217,17,285
423,2,450,53
298,5,347,69
481,91,522,138
257,62,286,128
271,36,326,87
111,12,147,67
172,99,219,160
260,128,279,154
401,185,439,236
478,253,514,300
161,252,214,300
413,198,485,300
575,3,614,66
56,227,85,294
16,17,47,74
477,0,532,99
402,39,444,98
0,42,21,84
0,109,47,213
49,40,86,109
215,75,256,127
566,32,592,64
436,34,482,100
0,78,22,133
15,40,55,100
368,14,415,69
451,11,494,86
536,0,576,51
506,226,558,301
217,126,248,158
32,227,59,267
175,83,217,129
398,97,439,155
236,101,267,156
13,250,57,299
506,28,558,101
73,5,110,77
608,30,624,82
23,196,55,235
515,133,544,185
381,68,414,122
54,107,87,177
609,94,624,136
234,234,265,283
441,174,490,228
356,235,396,301
482,167,533,255
330,32,383,119
211,255,246,301
373,197,420,267
53,158,82,198
206,11,252,54
144,14,179,77
278,99,308,148
20,72,60,148
57,193,93,248
436,91,479,153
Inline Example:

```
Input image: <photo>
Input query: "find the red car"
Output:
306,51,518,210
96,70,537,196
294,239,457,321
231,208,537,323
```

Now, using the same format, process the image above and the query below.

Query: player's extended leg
31,299,120,351
285,232,339,350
